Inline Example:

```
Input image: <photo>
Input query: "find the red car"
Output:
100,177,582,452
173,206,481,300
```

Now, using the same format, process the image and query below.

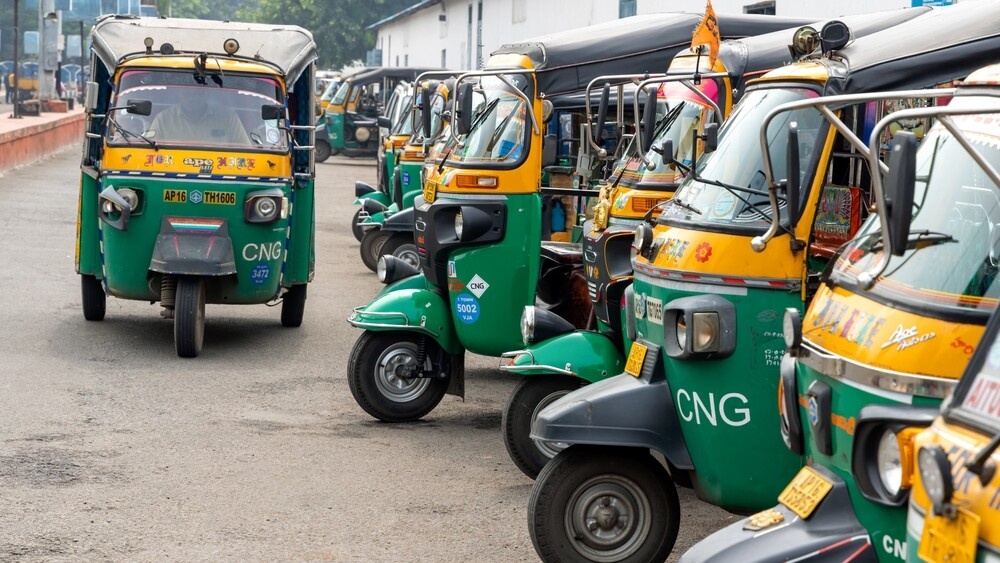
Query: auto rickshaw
526,5,1000,561
680,61,1000,563
324,66,434,157
498,8,920,480
346,12,821,422
75,15,318,357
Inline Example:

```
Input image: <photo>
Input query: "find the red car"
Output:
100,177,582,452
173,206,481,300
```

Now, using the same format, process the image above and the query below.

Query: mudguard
148,217,237,276
353,191,391,207
354,180,376,198
347,273,462,355
500,330,624,383
679,466,876,563
382,207,415,233
531,343,693,470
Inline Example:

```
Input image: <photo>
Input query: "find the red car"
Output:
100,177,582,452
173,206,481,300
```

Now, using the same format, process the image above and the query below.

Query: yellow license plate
423,181,437,204
919,507,980,563
624,342,648,377
777,466,834,519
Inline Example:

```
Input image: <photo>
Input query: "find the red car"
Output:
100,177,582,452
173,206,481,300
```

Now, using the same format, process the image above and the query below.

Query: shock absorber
414,334,428,377
160,275,177,318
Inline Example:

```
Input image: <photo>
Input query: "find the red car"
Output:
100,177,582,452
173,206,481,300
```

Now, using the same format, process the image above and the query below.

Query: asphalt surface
0,148,737,562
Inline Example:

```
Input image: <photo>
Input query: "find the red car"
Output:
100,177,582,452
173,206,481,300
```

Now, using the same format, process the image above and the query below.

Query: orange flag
690,0,721,67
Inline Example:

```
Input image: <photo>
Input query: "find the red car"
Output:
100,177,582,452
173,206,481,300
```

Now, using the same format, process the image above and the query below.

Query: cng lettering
881,534,906,560
163,189,187,203
676,390,750,427
242,241,282,261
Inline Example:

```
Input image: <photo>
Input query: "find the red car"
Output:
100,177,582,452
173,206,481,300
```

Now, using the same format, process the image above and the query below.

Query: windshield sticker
455,294,480,324
163,189,187,203
467,274,489,298
961,373,1000,419
711,193,736,218
144,154,173,166
881,324,936,352
694,242,713,263
250,262,270,285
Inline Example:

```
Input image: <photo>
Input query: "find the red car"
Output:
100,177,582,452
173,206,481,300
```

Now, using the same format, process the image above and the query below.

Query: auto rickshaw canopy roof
489,12,811,98
90,15,317,88
344,67,443,86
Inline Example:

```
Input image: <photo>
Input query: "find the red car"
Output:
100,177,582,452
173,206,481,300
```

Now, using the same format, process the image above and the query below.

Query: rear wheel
81,274,106,321
360,229,396,272
392,241,420,270
347,331,448,422
314,139,331,163
351,209,365,242
503,376,584,479
280,284,307,327
174,276,205,358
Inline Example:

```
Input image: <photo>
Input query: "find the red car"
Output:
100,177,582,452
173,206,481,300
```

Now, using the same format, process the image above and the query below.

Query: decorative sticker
659,238,690,263
467,274,489,298
810,294,887,348
807,395,819,427
615,194,629,210
694,241,713,263
144,154,173,166
963,373,1000,419
250,262,270,285
189,190,204,204
455,294,480,324
183,157,214,174
217,157,256,170
634,293,647,320
163,189,188,203
448,261,457,278
881,324,936,352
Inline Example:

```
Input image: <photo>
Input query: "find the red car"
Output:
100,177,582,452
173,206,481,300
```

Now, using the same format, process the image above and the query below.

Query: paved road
0,149,736,561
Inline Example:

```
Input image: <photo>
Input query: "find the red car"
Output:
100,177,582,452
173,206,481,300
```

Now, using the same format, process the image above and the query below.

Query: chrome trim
798,339,955,399
346,306,439,337
498,350,576,376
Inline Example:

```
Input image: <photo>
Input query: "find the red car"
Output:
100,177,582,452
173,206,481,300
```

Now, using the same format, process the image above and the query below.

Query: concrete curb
0,111,85,175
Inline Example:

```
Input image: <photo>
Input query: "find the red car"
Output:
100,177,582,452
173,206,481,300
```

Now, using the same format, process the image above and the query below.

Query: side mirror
421,92,433,138
261,104,285,121
703,122,719,153
84,81,100,112
126,99,152,116
377,115,392,129
594,83,610,144
640,87,657,154
885,131,917,257
785,123,801,230
660,138,674,168
456,82,474,136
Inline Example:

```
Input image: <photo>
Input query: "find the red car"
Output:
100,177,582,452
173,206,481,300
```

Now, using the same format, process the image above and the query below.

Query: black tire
360,229,396,272
174,276,205,358
280,284,307,327
315,139,331,163
529,446,680,563
392,242,420,270
81,274,106,321
503,376,584,479
351,208,365,242
347,331,448,422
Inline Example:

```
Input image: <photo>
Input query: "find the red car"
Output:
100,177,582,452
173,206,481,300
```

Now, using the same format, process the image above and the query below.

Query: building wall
372,0,920,70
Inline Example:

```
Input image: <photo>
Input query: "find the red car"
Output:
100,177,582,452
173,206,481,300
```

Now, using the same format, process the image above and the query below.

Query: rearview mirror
261,104,285,121
421,92,433,138
456,82,474,136
703,123,718,153
640,87,657,155
660,139,674,168
885,131,917,257
594,83,610,144
126,99,152,116
785,123,801,230
377,116,391,129
84,81,100,112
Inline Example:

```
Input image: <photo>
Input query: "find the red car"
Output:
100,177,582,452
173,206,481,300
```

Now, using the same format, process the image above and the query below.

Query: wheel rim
531,390,573,459
374,341,432,403
564,474,652,562
394,244,420,269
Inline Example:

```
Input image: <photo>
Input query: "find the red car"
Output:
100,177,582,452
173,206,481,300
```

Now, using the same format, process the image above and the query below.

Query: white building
368,0,954,70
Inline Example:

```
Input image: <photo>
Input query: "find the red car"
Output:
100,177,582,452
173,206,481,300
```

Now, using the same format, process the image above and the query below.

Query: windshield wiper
109,116,158,150
665,197,702,216
870,229,956,252
436,147,453,174
693,174,774,221
965,429,1000,485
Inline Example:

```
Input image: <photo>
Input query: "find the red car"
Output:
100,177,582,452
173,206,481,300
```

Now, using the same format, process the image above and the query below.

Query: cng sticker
204,191,237,205
243,241,282,261
163,189,188,203
467,274,489,298
675,389,750,427
455,294,480,324
250,262,270,285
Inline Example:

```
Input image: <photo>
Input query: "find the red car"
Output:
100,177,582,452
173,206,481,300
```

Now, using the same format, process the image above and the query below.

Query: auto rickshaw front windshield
109,69,287,150
830,96,1000,320
391,95,414,136
331,79,351,105
657,86,824,232
451,74,532,168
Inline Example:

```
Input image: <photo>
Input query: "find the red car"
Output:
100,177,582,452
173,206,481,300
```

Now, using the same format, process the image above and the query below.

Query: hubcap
531,390,572,459
565,475,651,562
374,342,432,403
394,245,420,269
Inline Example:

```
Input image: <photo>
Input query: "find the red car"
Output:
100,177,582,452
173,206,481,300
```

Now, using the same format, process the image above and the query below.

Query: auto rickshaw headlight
676,318,687,350
692,312,719,353
783,307,802,353
455,212,464,240
633,223,653,257
918,445,954,514
117,188,139,210
245,189,287,224
520,306,535,345
877,429,904,497
377,255,419,285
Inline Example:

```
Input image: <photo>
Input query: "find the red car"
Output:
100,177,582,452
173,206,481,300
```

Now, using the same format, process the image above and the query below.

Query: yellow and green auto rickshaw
76,15,318,357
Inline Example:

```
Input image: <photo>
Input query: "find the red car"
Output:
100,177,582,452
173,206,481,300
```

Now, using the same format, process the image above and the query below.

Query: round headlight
633,223,651,254
783,308,801,350
693,313,718,351
877,430,903,496
455,212,464,240
254,197,278,220
520,306,535,345
101,199,119,215
117,188,139,210
376,256,389,283
676,317,687,350
918,445,953,510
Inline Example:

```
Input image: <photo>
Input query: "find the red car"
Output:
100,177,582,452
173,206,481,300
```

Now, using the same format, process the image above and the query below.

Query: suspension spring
160,275,177,312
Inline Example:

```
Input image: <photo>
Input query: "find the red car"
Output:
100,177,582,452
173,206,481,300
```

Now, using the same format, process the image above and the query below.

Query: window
744,2,776,15
620,0,636,17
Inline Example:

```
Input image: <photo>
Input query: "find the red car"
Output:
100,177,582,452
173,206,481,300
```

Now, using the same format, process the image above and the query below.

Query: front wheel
347,331,448,422
360,229,396,272
529,446,680,563
503,376,584,479
351,208,365,242
392,241,420,269
280,284,307,327
314,139,332,163
81,274,106,321
174,276,205,358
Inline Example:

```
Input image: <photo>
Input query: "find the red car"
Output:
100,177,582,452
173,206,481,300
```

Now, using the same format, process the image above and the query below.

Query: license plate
777,466,834,519
423,181,437,204
624,342,648,377
918,507,980,563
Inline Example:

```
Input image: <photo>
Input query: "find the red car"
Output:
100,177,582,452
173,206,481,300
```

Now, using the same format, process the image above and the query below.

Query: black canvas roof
490,12,812,97
346,66,442,85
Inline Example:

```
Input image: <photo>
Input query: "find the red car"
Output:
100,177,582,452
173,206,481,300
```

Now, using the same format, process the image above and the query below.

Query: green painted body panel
513,331,625,382
350,274,461,354
632,276,805,511
77,172,102,276
327,112,345,151
797,363,942,562
98,177,290,304
385,150,396,179
398,160,423,209
355,191,391,207
448,192,543,356
284,181,315,285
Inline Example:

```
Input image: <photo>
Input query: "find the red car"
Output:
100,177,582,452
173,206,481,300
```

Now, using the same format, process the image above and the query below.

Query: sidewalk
0,100,86,175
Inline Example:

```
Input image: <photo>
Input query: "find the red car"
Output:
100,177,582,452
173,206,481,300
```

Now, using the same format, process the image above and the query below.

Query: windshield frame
448,72,534,172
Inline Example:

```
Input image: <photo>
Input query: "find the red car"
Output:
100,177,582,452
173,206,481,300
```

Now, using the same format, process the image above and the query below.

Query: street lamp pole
12,0,20,118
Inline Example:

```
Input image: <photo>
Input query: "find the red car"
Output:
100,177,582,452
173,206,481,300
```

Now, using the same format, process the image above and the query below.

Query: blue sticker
250,262,270,285
189,190,203,204
402,171,411,185
454,293,480,324
807,396,819,427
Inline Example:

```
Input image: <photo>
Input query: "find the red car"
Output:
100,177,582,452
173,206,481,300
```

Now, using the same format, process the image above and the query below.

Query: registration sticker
919,507,980,563
624,342,648,377
777,466,833,519
423,180,437,204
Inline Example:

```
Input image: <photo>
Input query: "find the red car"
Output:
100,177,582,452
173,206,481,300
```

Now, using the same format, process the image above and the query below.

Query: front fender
354,191,390,207
531,351,693,470
679,466,875,563
348,273,461,355
148,218,237,276
382,207,415,233
500,331,623,383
